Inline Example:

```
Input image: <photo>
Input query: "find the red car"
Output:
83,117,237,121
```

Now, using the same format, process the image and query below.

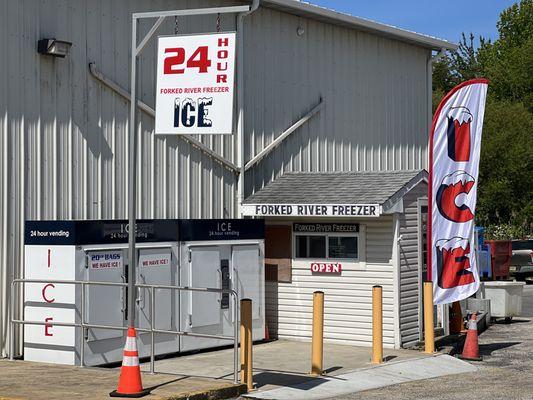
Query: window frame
293,231,360,262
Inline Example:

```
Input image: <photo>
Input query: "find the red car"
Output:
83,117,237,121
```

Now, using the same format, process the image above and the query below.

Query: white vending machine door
85,250,125,341
137,248,173,331
233,245,263,320
188,246,221,327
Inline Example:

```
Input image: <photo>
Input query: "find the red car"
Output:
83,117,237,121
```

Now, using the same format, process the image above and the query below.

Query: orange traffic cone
110,327,149,398
458,313,482,361
449,301,464,334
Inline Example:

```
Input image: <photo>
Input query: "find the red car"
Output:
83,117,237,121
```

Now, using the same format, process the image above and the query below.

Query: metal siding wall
268,217,396,348
243,7,430,195
0,0,243,356
0,0,431,355
398,182,427,347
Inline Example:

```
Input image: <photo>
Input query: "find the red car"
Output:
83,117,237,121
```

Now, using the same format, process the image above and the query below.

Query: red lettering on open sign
310,262,342,274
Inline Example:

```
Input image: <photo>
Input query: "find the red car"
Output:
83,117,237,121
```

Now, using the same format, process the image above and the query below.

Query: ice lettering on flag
428,78,488,305
446,107,473,162
435,237,475,289
436,171,475,223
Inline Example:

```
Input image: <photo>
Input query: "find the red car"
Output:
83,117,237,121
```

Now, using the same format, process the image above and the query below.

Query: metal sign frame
127,3,258,328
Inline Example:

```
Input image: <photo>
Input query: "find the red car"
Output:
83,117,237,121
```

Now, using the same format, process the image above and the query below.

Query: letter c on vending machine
42,283,55,303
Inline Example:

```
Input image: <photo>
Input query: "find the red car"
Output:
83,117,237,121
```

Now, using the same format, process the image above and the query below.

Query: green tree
432,0,533,238
479,0,533,107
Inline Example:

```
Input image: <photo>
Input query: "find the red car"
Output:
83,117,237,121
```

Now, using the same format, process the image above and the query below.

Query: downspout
393,214,402,348
426,47,446,166
236,0,260,217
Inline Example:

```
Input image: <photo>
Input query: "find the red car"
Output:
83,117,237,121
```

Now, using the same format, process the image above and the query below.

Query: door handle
120,274,127,313
217,269,222,303
136,274,146,308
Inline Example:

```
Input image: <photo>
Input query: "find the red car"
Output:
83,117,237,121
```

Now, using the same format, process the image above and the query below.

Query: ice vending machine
23,219,180,365
178,219,266,352
23,218,265,366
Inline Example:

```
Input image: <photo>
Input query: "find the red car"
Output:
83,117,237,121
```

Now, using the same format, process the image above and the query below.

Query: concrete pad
141,339,429,390
0,359,245,400
243,355,477,400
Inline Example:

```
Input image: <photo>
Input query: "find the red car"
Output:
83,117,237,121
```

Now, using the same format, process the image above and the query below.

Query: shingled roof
244,170,427,209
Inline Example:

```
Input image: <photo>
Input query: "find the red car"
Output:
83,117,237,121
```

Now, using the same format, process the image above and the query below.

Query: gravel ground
331,285,533,400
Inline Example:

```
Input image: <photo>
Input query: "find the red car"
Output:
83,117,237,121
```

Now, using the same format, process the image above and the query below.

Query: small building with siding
243,170,428,348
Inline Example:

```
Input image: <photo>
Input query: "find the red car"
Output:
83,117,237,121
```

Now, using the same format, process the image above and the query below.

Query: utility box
483,281,525,320
23,218,265,366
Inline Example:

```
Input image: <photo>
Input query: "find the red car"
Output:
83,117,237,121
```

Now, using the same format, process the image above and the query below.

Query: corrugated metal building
0,0,455,356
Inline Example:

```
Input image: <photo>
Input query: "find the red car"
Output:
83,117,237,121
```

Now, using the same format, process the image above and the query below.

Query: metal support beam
244,98,324,171
88,63,239,173
126,4,254,329
133,5,250,20
128,14,139,329
136,16,165,55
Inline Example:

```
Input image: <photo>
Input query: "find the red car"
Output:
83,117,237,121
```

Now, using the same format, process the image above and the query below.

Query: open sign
310,262,342,274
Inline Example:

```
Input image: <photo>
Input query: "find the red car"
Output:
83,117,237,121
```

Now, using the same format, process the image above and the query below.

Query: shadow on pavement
324,366,343,374
253,371,329,389
493,318,531,325
144,376,188,392
478,341,521,356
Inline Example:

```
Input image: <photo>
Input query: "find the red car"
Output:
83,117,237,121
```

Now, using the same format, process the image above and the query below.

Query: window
328,236,358,259
294,234,358,260
295,235,326,258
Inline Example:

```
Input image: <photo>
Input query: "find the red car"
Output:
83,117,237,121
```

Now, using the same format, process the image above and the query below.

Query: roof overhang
243,170,429,218
259,0,458,51
381,170,428,214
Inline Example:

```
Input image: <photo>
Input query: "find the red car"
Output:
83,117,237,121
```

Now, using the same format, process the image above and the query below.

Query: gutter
393,213,402,348
236,0,260,217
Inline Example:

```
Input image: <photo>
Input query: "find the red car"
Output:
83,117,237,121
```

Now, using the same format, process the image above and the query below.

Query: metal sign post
127,4,255,328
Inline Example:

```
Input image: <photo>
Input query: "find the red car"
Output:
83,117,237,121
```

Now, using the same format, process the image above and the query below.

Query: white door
137,248,173,331
188,246,221,328
233,245,262,320
85,250,125,341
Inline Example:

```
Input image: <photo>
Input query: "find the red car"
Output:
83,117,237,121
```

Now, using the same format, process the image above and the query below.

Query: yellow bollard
371,285,383,364
423,281,435,354
240,299,254,391
311,291,324,376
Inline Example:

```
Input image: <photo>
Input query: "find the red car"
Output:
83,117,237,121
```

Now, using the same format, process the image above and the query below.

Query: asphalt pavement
521,283,533,317
329,285,533,400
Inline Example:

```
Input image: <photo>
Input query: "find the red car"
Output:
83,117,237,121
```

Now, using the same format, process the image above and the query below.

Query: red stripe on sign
123,350,139,357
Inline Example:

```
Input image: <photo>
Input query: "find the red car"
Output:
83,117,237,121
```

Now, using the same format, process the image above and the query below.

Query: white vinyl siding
266,217,395,348
398,181,427,347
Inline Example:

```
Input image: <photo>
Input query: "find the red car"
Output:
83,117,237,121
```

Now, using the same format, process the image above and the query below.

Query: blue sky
307,0,517,44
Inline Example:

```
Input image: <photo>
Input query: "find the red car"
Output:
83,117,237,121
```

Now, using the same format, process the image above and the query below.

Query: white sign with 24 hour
155,32,236,135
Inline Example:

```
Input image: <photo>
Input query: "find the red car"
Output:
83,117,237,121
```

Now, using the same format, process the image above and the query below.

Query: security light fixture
296,26,305,36
37,38,72,58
